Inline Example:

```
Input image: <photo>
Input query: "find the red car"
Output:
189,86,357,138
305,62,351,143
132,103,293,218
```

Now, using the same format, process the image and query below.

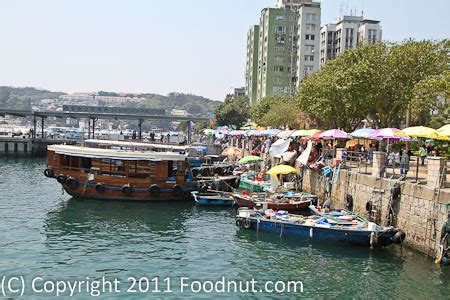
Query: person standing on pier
399,145,412,176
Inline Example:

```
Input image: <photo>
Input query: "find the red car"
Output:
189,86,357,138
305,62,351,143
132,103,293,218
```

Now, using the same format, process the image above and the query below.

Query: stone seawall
301,168,449,257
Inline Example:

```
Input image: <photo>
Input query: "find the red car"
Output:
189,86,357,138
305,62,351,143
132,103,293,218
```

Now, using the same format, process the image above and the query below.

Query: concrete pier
301,165,449,257
0,138,75,158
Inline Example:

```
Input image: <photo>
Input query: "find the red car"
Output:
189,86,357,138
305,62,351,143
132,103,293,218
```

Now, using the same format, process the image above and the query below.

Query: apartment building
320,16,382,66
245,0,321,103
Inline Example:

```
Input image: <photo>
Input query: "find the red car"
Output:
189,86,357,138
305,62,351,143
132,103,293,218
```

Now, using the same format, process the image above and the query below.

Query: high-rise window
306,24,316,30
274,66,284,72
306,13,316,22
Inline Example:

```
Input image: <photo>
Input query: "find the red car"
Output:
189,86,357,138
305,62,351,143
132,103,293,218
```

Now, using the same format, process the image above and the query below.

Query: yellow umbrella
395,126,448,140
437,124,450,137
267,164,297,175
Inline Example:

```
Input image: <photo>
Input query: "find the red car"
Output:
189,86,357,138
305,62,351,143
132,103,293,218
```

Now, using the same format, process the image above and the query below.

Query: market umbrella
368,128,408,141
203,129,216,135
351,128,376,139
396,126,448,140
264,128,281,136
277,129,296,139
437,124,450,137
221,146,242,156
267,164,297,175
311,130,325,139
319,129,351,140
238,155,263,164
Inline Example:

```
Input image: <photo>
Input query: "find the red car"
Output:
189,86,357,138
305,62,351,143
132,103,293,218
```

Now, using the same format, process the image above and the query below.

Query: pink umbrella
368,128,410,152
319,129,351,140
368,128,409,141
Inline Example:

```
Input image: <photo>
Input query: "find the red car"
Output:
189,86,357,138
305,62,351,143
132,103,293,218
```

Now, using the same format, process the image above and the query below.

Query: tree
294,40,448,130
251,95,300,128
214,95,250,127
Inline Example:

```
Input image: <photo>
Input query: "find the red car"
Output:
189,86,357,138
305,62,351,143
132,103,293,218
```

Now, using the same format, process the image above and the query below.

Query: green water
0,159,449,299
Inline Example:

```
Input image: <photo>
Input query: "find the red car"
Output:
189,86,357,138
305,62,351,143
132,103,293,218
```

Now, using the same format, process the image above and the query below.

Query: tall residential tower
320,16,382,66
245,0,321,103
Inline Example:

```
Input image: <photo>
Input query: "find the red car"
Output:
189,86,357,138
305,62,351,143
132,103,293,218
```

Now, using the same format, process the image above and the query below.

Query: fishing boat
191,191,235,206
44,141,200,201
238,173,271,192
233,191,316,212
236,207,406,248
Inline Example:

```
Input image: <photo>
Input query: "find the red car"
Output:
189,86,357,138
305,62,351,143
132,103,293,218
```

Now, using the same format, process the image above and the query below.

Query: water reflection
45,198,193,235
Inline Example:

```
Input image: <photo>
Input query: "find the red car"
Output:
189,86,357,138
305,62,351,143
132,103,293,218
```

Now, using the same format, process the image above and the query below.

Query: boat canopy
84,139,189,151
48,144,189,161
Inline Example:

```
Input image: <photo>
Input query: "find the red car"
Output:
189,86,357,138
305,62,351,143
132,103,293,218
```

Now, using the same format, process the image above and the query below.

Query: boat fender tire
365,201,373,212
44,168,55,178
441,222,449,240
243,218,251,229
392,184,401,199
149,184,161,196
200,185,208,193
172,185,183,195
95,183,105,193
56,174,67,184
234,177,240,188
345,195,354,211
393,230,406,244
215,167,224,176
122,185,132,196
66,177,78,189
236,219,243,227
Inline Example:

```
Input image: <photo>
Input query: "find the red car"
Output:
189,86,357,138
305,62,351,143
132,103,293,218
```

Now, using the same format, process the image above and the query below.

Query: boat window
167,161,177,179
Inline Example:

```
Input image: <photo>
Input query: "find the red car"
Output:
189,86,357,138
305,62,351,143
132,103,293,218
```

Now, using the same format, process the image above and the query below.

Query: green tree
214,95,250,127
294,40,448,130
251,95,300,128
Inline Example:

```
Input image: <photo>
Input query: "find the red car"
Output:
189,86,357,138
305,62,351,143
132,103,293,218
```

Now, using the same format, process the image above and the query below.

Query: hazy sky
0,0,448,101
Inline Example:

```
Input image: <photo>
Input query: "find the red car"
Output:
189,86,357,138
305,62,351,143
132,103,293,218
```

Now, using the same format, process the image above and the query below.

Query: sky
0,0,448,101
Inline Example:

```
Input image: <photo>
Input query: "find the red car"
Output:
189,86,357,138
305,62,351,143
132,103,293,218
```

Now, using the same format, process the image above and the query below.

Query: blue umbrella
351,128,376,139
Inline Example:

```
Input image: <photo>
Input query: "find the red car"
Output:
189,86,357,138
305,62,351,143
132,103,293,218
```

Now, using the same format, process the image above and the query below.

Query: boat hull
237,217,399,247
233,194,310,212
192,192,235,206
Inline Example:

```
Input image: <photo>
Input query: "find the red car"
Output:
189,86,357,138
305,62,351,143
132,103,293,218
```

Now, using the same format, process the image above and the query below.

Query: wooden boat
44,141,199,201
236,207,406,248
238,173,271,192
191,191,235,206
233,191,316,212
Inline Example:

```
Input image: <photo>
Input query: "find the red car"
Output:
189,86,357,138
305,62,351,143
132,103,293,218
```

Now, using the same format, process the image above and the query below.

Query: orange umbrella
221,146,242,156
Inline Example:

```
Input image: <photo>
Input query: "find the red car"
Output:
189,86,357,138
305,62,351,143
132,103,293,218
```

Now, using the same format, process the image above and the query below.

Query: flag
209,113,215,127
188,120,195,130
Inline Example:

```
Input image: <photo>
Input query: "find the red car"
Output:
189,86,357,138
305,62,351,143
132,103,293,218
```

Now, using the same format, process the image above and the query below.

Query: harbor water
0,159,449,298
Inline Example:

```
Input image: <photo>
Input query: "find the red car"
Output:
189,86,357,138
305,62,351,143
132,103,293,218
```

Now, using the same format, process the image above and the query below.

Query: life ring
122,185,132,196
200,185,208,193
95,183,105,193
44,169,54,178
66,177,78,189
149,184,161,196
236,219,243,227
56,174,67,184
172,185,184,195
366,201,373,212
243,218,251,229
345,195,354,211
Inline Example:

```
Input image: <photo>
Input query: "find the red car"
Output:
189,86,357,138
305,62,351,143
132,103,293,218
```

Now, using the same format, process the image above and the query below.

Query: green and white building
245,0,321,103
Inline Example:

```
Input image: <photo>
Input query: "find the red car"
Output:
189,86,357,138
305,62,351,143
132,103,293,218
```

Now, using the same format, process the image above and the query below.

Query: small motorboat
233,191,317,212
235,207,406,248
191,191,235,206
